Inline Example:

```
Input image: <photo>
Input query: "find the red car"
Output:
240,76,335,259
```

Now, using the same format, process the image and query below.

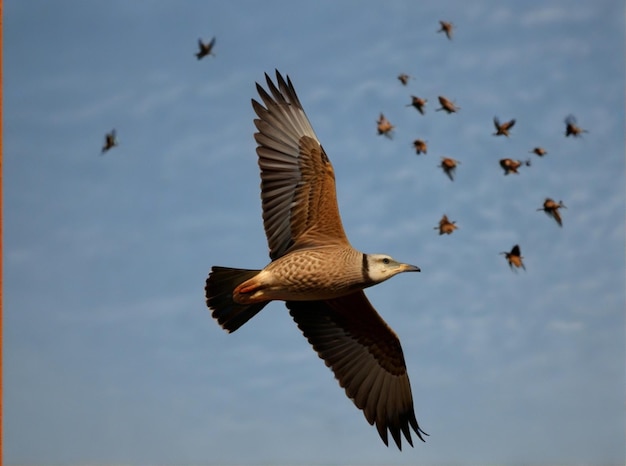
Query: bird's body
413,139,428,155
436,96,460,113
493,116,516,137
435,215,457,235
439,156,460,180
101,129,117,154
377,113,395,138
438,20,454,40
205,71,425,449
538,198,566,227
195,36,216,59
501,244,525,271
407,96,427,115
530,147,547,157
499,158,530,175
564,114,587,137
398,73,412,86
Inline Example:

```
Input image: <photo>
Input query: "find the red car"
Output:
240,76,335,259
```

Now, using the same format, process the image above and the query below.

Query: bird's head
365,254,420,284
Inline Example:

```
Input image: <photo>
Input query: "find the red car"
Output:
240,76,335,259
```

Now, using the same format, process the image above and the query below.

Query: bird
530,147,547,157
412,139,428,155
101,129,117,154
499,158,530,175
204,71,427,449
564,114,588,137
439,157,460,180
437,21,454,40
406,96,427,115
434,214,457,235
397,73,413,86
493,117,516,137
537,198,566,227
195,36,216,59
377,113,395,138
436,96,460,113
501,244,525,271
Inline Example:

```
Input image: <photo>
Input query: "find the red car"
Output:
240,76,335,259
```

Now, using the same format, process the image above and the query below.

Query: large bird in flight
205,71,426,449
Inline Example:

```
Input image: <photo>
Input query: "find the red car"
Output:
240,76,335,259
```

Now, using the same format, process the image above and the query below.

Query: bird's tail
205,266,268,333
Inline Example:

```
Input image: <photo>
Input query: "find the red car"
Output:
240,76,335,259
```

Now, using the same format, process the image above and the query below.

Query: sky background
4,1,625,465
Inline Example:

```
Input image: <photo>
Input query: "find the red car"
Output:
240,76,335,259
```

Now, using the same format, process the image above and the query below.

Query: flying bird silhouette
436,96,460,113
434,214,458,235
437,21,454,40
412,139,428,155
195,36,216,59
564,114,588,137
439,157,460,180
205,71,426,449
406,96,428,115
499,158,530,175
530,147,547,157
377,113,395,138
501,244,525,271
537,198,566,227
397,73,413,86
493,117,516,137
101,129,117,154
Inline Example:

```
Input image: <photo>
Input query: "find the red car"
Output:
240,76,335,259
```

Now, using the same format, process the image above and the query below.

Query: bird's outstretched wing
252,71,350,260
287,291,427,449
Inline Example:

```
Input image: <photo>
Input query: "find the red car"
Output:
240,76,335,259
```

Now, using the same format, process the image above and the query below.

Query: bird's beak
401,263,421,273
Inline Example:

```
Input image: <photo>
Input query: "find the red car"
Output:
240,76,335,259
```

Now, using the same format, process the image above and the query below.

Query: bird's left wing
287,291,427,449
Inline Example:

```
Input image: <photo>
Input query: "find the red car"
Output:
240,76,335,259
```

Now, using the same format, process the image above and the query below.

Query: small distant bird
434,214,458,235
205,71,426,449
377,113,395,138
499,158,530,175
412,139,428,155
406,96,428,115
436,96,460,113
564,115,588,137
398,73,413,86
530,147,547,157
195,36,216,60
439,157,460,181
437,21,454,40
501,244,525,271
101,129,118,154
537,198,566,227
493,117,516,137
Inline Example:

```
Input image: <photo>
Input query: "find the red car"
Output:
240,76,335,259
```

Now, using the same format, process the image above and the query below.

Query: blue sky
4,1,625,465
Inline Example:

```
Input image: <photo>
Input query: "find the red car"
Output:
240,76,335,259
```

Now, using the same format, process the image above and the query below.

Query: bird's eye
382,258,390,265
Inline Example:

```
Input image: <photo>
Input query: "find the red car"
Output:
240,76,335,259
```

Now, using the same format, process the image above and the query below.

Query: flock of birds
374,20,588,272
95,22,591,450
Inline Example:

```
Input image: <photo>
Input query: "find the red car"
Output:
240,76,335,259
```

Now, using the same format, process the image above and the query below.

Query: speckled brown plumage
204,71,425,449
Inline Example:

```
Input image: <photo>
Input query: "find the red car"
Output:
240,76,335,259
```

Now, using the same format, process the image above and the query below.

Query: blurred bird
438,21,454,40
436,96,460,113
412,139,428,155
564,114,588,137
377,113,395,138
537,198,566,227
205,71,426,449
434,214,458,235
499,158,530,175
101,129,117,154
530,147,547,157
195,36,216,59
406,96,427,115
501,244,525,271
439,157,460,180
493,117,516,137
398,73,413,86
